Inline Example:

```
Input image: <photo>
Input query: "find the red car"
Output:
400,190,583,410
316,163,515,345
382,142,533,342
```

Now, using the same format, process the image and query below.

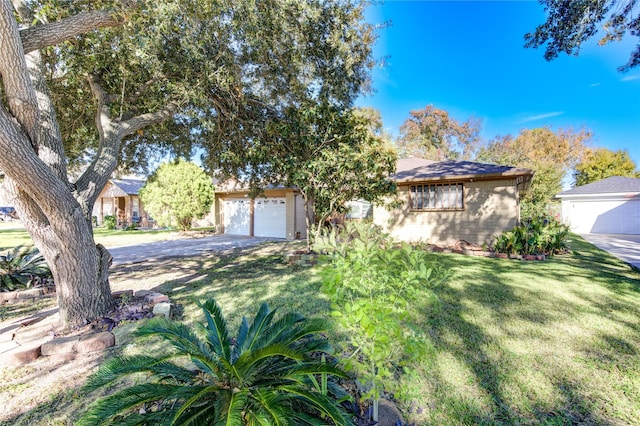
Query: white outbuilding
556,176,640,235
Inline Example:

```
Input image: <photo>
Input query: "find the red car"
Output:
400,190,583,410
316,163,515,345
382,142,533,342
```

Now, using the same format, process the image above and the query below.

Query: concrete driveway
580,234,640,270
108,234,281,266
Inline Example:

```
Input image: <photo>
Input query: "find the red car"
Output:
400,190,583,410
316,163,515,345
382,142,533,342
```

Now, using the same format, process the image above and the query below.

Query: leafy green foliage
80,298,352,425
102,215,116,230
397,104,482,160
477,127,591,216
0,246,52,292
139,160,214,231
492,214,570,256
232,104,397,248
525,0,640,71
574,147,639,186
320,223,450,411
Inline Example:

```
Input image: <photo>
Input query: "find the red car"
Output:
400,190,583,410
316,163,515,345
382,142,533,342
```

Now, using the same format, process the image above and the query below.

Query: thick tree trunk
0,1,174,327
5,177,115,326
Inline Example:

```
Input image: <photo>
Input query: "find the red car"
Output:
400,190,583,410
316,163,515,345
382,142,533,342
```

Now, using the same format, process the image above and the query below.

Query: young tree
477,127,591,217
139,160,214,231
574,148,639,186
396,105,482,161
0,0,376,326
275,106,397,247
526,0,640,71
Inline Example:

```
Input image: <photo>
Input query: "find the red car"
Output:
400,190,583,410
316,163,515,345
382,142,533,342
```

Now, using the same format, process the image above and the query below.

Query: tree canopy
396,105,482,161
0,0,377,326
573,147,639,186
526,0,640,71
477,127,592,217
139,160,214,231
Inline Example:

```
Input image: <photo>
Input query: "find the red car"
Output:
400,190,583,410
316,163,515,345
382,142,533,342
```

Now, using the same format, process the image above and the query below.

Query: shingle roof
557,176,640,196
111,178,146,195
393,158,534,182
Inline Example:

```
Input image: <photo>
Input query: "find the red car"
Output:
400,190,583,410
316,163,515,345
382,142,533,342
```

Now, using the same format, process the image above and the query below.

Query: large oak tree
0,0,376,326
526,0,640,71
396,105,482,161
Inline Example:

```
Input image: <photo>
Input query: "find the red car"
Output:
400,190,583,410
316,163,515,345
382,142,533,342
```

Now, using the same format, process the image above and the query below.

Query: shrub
103,215,117,230
493,213,570,256
320,223,450,421
80,298,352,425
0,246,52,292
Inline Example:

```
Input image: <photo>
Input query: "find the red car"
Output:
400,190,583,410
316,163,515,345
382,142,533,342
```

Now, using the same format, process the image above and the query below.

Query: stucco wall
373,179,519,246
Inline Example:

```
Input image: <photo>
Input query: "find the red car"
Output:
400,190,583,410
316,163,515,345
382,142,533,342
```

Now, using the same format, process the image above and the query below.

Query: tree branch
0,1,39,149
19,9,123,54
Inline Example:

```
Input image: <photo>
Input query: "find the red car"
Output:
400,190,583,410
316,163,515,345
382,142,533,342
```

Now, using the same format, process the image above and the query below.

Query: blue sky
356,1,640,167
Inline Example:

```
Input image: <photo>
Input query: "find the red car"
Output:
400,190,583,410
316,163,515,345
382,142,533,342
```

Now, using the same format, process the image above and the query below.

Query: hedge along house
373,157,534,246
92,178,150,227
556,176,640,235
213,180,308,240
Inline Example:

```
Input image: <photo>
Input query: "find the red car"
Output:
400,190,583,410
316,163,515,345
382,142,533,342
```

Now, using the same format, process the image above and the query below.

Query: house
213,180,308,240
92,178,151,227
556,176,640,234
373,157,534,246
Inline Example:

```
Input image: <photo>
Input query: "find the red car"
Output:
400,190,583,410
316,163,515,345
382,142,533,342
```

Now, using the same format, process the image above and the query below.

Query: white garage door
567,199,640,234
223,199,250,235
254,198,286,238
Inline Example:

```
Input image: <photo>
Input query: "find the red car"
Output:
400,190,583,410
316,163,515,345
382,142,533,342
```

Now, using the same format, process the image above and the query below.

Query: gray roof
393,158,534,182
111,178,146,195
557,176,640,196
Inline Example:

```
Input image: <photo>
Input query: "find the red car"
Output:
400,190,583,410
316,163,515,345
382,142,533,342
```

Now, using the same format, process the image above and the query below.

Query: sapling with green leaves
320,223,450,422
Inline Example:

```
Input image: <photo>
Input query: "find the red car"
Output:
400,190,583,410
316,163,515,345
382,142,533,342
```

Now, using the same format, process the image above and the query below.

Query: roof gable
557,176,640,196
100,178,146,198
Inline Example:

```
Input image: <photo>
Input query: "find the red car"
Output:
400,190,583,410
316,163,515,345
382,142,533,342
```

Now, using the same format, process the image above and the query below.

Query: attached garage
557,176,640,235
254,198,287,238
216,187,307,240
222,199,250,236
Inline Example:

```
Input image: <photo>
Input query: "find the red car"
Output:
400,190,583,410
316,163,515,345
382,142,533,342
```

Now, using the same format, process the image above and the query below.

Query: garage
557,177,640,235
222,197,287,238
222,199,250,235
254,198,287,238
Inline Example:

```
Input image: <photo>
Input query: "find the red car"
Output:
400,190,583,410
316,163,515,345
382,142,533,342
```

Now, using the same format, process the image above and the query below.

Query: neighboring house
556,176,640,235
373,157,534,246
92,178,151,227
213,180,308,240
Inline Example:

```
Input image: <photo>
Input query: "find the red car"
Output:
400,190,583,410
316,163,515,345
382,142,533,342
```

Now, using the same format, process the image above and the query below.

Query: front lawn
0,226,185,252
2,235,639,425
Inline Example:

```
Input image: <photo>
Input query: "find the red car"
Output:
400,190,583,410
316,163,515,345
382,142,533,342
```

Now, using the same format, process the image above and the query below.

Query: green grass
2,236,639,425
0,226,183,252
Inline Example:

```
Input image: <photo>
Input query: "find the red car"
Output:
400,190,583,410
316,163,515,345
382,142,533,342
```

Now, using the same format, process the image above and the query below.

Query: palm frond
256,311,306,347
80,382,206,425
239,302,277,353
234,343,304,379
137,318,207,355
83,355,189,392
171,384,226,426
277,385,353,426
199,299,232,362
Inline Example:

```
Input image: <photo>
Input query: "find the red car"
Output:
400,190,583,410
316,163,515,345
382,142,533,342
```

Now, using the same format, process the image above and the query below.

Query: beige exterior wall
373,178,520,246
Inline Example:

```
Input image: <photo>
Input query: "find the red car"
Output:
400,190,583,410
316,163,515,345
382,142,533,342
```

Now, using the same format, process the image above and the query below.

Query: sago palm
79,299,353,425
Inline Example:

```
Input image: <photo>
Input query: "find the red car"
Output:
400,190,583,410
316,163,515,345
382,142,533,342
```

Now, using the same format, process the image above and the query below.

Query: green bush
80,298,352,425
0,245,52,292
493,213,570,256
103,215,116,230
320,223,450,420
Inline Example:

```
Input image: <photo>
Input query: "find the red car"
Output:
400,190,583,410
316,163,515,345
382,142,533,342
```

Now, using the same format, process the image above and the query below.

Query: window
132,198,140,218
410,183,464,210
